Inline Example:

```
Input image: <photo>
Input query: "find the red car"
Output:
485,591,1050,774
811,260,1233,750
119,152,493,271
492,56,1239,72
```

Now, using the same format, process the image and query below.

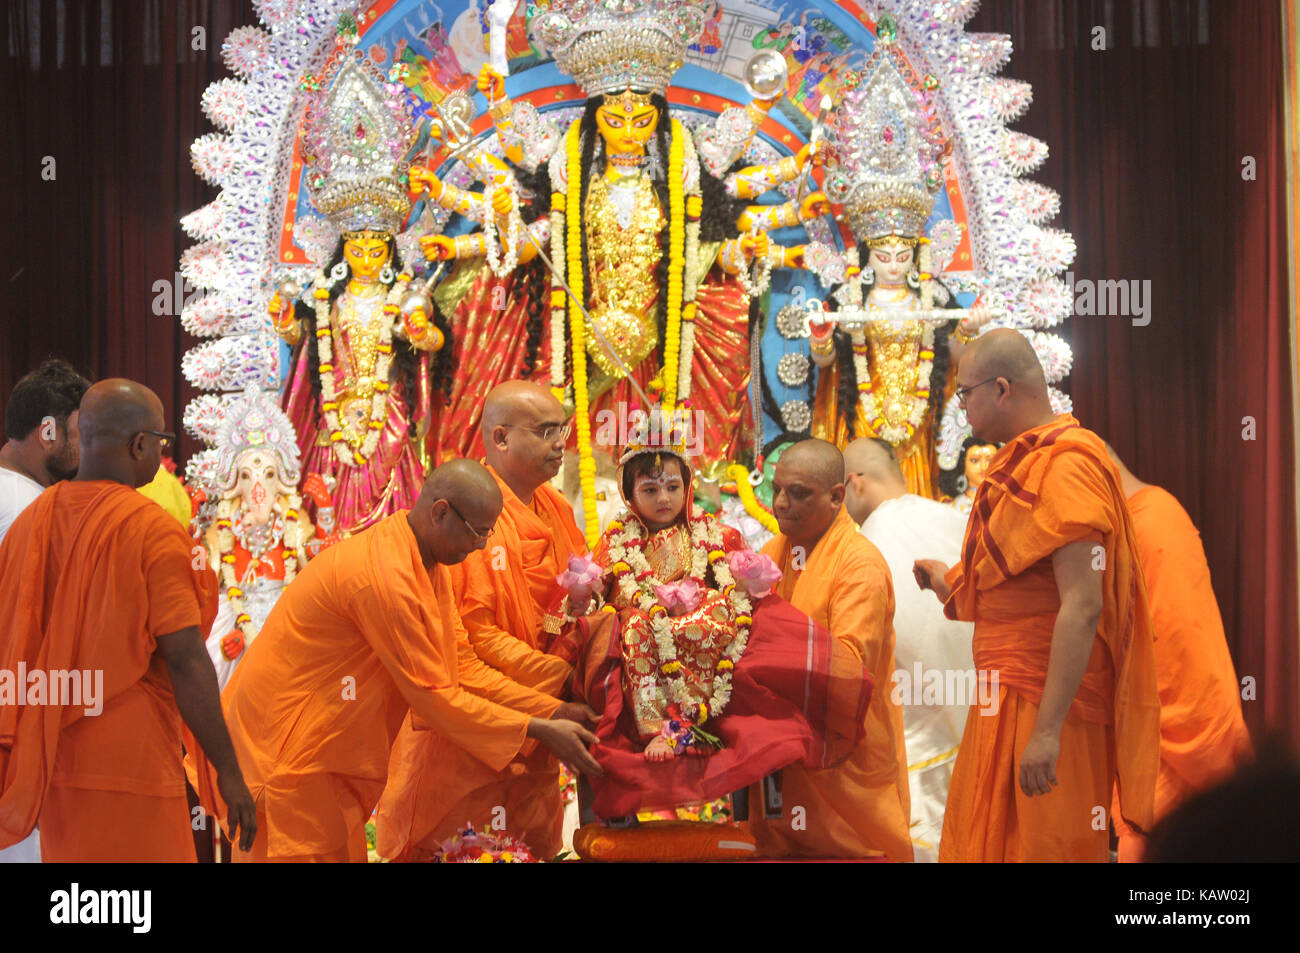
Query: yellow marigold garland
661,119,686,414
727,463,780,534
564,123,600,548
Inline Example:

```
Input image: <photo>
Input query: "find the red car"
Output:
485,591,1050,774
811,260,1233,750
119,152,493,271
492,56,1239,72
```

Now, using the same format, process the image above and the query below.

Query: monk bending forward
196,460,601,862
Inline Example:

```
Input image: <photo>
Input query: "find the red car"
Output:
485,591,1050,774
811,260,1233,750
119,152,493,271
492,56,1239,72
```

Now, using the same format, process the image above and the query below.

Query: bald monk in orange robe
749,439,912,861
1105,447,1252,862
201,459,601,862
0,380,256,861
378,381,592,861
915,330,1161,862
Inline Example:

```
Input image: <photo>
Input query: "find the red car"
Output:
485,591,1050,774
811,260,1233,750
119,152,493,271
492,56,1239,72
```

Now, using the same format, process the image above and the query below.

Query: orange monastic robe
0,482,217,862
940,416,1161,862
377,468,582,861
751,507,913,861
206,511,561,862
1110,485,1252,861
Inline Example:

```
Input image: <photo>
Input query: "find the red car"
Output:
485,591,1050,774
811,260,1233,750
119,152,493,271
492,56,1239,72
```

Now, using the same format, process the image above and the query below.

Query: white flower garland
312,269,410,468
733,231,773,299
548,207,567,395
602,507,753,725
481,176,523,278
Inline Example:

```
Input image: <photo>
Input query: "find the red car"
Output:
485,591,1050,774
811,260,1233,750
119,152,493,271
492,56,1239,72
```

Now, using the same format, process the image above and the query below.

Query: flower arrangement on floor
431,825,538,863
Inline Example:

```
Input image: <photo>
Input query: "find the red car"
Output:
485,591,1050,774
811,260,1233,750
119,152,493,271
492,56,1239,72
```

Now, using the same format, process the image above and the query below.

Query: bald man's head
408,458,504,567
79,379,162,446
779,439,845,488
957,328,1055,444
843,437,906,524
771,439,846,549
74,379,167,488
481,380,567,499
962,328,1047,389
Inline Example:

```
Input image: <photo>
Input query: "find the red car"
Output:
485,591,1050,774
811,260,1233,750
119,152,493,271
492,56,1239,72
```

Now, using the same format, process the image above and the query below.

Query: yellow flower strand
661,119,686,414
727,464,780,534
565,123,599,548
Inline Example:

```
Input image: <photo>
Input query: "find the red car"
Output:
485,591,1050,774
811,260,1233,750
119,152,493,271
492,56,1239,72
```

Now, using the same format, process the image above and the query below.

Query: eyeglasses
955,378,999,408
135,430,175,449
445,498,495,541
505,422,572,444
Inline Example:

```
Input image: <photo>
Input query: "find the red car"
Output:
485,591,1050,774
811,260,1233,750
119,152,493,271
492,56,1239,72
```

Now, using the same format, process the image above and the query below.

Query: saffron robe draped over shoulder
939,415,1161,862
751,507,913,862
199,511,557,862
374,473,580,862
1110,485,1251,861
0,482,217,862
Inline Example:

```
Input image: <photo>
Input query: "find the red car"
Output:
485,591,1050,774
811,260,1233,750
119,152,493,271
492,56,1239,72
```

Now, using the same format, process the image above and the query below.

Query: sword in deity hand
795,93,833,206
487,0,516,79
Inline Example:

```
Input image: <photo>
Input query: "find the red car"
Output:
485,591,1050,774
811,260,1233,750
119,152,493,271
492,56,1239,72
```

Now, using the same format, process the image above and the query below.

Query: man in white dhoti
843,438,975,862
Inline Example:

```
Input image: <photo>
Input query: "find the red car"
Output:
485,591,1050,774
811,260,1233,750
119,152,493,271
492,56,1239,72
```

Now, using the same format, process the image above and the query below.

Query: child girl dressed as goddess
562,408,781,762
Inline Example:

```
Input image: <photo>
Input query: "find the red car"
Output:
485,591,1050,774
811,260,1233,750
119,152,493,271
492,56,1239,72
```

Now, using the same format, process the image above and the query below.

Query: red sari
565,508,873,817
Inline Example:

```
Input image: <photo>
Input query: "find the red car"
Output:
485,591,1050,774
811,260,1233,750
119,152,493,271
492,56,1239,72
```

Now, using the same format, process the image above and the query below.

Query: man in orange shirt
378,381,592,861
207,458,601,862
1105,445,1251,861
750,439,912,861
0,379,256,861
915,330,1160,861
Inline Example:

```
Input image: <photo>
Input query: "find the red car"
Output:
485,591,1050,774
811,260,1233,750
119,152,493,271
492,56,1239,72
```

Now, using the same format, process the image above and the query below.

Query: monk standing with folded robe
206,459,601,862
377,381,592,861
0,379,257,862
749,439,912,861
1104,446,1251,862
914,329,1161,862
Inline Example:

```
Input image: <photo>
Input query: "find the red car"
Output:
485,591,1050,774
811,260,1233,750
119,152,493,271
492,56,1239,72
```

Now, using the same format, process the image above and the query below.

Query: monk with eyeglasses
914,330,1161,862
195,456,600,862
376,381,597,861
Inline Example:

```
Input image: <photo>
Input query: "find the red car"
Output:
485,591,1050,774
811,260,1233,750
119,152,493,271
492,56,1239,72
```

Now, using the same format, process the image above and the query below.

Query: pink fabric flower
653,577,703,616
556,554,603,594
727,550,782,598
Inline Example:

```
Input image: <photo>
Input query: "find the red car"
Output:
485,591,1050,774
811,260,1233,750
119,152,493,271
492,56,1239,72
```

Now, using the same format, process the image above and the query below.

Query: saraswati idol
268,48,452,533
793,31,991,497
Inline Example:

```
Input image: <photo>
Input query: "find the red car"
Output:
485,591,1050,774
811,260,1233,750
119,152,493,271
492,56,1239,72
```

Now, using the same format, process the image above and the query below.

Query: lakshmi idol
410,0,829,544
267,57,451,534
793,32,991,498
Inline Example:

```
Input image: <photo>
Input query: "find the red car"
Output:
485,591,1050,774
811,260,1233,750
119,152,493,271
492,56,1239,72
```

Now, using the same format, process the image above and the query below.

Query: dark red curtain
968,0,1296,744
0,0,256,464
2,0,1295,742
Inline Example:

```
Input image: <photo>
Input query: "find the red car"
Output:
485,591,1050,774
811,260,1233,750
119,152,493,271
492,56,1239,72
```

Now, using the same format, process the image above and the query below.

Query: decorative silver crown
825,35,946,241
215,385,302,492
300,57,418,235
617,403,692,467
530,0,713,97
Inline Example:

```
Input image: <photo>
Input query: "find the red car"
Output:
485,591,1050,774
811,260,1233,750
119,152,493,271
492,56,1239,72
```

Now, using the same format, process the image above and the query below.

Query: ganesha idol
201,387,340,688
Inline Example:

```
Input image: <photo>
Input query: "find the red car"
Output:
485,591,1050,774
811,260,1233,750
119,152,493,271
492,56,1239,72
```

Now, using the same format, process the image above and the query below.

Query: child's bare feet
644,736,676,762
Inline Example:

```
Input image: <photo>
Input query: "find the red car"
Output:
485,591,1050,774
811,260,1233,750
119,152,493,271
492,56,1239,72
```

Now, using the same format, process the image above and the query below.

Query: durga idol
411,0,830,544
